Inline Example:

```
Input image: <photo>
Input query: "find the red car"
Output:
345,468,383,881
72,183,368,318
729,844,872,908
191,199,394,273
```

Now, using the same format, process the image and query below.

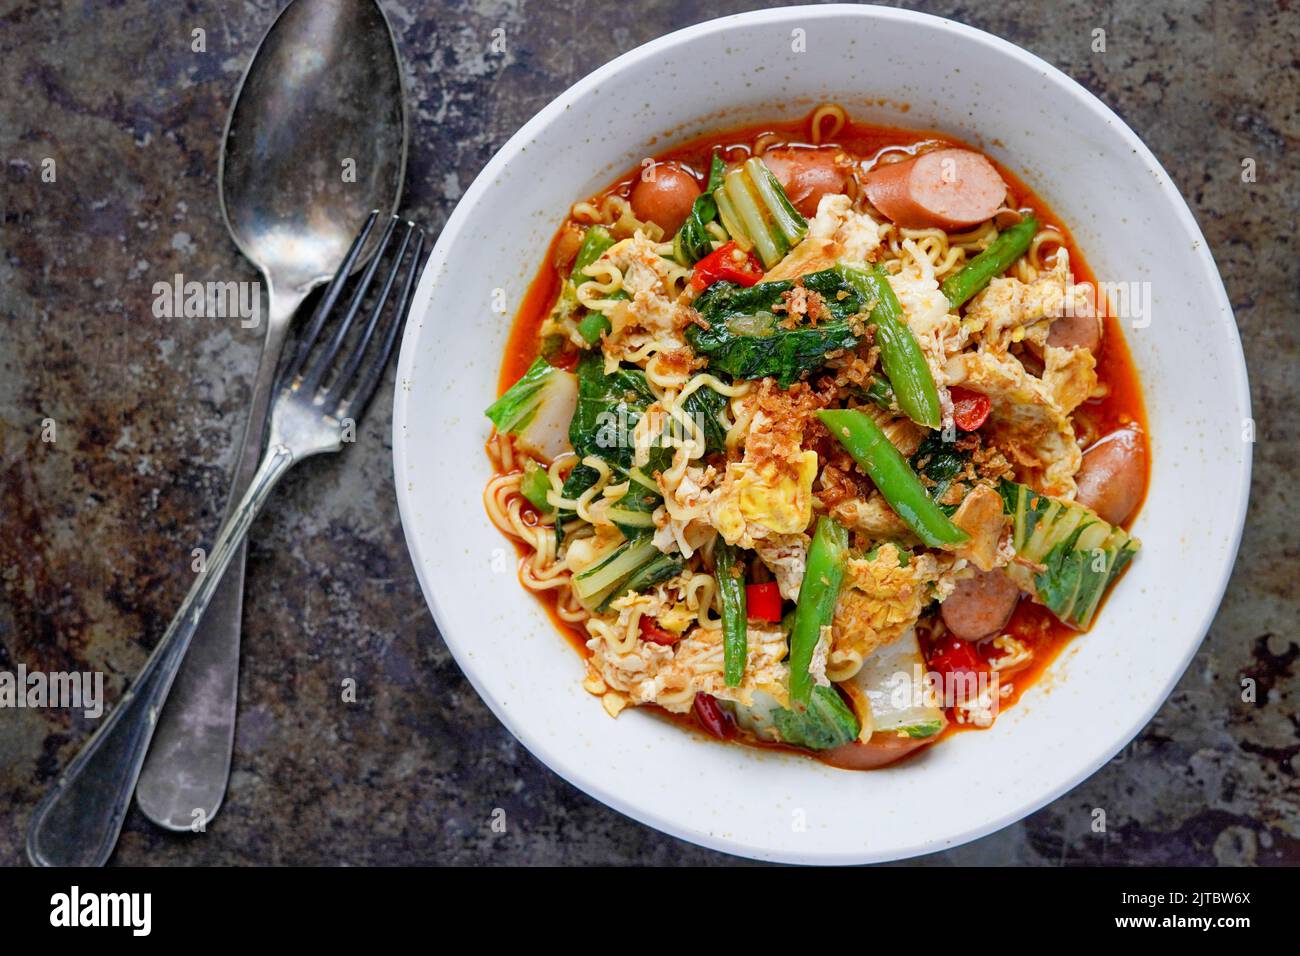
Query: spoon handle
133,284,303,832
26,444,296,866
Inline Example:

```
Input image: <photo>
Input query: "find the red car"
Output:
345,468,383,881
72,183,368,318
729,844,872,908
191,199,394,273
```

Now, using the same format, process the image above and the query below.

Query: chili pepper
690,241,764,290
692,693,736,739
745,582,783,623
638,616,680,646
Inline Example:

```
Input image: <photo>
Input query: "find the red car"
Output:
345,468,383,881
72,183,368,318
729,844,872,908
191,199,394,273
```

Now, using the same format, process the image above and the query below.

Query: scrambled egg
827,545,966,682
753,532,810,601
945,348,1094,497
709,383,821,548
963,251,1092,353
585,622,790,713
712,450,818,547
595,233,694,373
949,484,1012,572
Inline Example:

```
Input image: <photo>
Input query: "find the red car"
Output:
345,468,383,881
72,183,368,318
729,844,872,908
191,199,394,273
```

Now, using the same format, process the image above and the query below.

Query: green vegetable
818,408,969,548
569,353,656,468
680,383,729,455
713,157,808,268
727,687,860,751
847,627,945,739
998,480,1139,629
484,357,579,458
941,216,1039,309
714,540,747,686
838,264,942,429
574,225,616,275
558,354,681,536
685,268,864,386
788,516,851,705
672,152,726,265
910,430,970,509
571,534,682,612
570,225,623,345
864,374,895,410
576,312,610,345
773,685,860,750
520,460,553,514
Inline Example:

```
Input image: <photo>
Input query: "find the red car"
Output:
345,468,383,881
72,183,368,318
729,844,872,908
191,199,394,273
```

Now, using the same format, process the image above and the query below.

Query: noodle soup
483,105,1148,770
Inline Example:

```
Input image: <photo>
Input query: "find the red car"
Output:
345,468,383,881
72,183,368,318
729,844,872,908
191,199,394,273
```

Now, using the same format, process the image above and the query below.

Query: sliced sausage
1075,428,1146,525
1027,312,1103,360
630,163,700,234
941,567,1021,641
1047,311,1102,352
821,735,934,770
864,148,1007,230
759,148,849,217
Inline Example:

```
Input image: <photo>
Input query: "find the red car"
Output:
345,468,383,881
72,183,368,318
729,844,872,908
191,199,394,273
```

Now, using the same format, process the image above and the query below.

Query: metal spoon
133,0,407,835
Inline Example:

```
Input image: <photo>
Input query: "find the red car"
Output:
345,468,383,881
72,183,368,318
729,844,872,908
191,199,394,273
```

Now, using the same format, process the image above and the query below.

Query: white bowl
392,4,1250,863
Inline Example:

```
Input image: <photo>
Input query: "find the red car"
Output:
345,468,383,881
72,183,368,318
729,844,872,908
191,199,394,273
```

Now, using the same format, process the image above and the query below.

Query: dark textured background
1,0,1296,866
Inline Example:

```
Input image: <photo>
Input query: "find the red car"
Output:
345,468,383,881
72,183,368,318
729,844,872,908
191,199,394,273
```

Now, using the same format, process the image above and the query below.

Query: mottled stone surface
0,0,1295,866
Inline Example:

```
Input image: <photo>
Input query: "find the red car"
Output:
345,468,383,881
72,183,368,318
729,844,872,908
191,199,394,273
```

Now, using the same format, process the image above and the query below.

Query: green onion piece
714,540,748,687
941,216,1039,309
818,408,970,548
788,516,850,705
838,264,942,430
723,166,782,267
747,157,808,248
520,460,553,514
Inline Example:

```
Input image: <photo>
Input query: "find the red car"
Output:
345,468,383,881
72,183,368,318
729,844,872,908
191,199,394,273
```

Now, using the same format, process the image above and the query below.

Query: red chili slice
692,693,736,740
745,582,783,623
949,385,991,431
638,616,681,646
690,241,763,290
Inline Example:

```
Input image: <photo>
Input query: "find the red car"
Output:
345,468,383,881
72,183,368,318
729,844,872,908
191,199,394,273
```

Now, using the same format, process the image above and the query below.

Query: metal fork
27,212,425,867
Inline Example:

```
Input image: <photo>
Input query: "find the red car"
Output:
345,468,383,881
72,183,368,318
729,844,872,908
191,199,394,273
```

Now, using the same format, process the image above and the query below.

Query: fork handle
26,443,296,867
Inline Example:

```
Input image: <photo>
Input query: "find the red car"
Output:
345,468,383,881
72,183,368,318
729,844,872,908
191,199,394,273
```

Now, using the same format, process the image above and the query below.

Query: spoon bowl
219,0,407,295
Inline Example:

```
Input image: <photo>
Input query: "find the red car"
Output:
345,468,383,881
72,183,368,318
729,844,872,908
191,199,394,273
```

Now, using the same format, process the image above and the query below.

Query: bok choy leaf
998,480,1140,629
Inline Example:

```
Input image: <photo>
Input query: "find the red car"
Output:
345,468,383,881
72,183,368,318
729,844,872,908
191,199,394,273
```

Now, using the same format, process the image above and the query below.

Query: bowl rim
392,3,1252,863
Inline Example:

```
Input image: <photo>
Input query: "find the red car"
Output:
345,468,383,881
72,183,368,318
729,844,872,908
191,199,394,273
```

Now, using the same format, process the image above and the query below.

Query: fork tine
322,220,416,412
339,226,425,422
281,210,379,385
298,214,402,395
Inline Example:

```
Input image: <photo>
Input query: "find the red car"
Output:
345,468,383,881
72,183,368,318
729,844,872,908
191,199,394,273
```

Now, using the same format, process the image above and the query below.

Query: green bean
714,540,747,687
838,264,942,429
941,215,1039,309
788,516,850,705
818,408,970,548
